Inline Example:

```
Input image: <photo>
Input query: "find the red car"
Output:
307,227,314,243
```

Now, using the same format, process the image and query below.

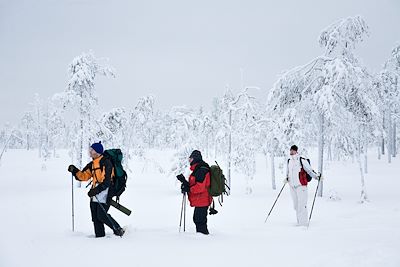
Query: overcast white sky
0,0,399,125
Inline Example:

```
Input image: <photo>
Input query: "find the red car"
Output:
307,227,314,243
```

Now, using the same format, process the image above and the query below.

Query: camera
176,174,186,183
177,174,190,193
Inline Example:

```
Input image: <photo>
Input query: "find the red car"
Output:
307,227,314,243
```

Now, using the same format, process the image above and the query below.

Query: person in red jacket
179,150,212,235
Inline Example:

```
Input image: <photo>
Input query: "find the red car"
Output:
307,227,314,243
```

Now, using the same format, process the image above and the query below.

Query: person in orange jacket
179,150,212,235
68,142,124,237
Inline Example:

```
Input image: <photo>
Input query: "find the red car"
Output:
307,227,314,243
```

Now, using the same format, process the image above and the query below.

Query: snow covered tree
201,114,214,158
231,88,262,194
0,124,24,164
212,87,261,193
20,111,35,150
96,107,128,150
214,88,236,188
375,44,400,163
0,123,11,163
62,51,115,169
267,15,377,200
32,94,43,157
41,102,52,161
259,114,288,190
45,99,65,157
167,108,191,176
170,144,194,178
132,95,156,149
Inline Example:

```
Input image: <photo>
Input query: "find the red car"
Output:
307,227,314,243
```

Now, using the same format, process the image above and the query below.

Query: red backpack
288,157,313,186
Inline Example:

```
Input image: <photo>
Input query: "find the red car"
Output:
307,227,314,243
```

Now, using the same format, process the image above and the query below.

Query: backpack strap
224,182,231,195
218,194,223,206
191,163,210,183
299,157,304,169
90,158,106,174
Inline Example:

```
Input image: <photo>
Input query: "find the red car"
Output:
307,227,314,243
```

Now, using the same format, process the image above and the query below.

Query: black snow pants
90,201,121,237
193,206,209,235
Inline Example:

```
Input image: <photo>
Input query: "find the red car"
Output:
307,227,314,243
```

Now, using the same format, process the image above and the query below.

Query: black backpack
103,149,127,201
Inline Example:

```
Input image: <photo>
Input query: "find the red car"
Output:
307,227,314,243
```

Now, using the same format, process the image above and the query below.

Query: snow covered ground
0,149,399,267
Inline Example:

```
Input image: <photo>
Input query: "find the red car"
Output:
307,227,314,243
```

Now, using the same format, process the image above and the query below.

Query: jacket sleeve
95,159,112,193
75,163,93,181
301,158,318,179
189,172,210,194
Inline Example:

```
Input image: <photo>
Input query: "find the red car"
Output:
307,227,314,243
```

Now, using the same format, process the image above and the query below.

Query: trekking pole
308,175,322,228
179,193,185,233
94,195,120,236
264,183,286,223
183,193,186,232
71,174,75,232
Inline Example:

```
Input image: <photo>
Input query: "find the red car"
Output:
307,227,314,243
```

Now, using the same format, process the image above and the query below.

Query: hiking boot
196,226,209,235
114,227,125,237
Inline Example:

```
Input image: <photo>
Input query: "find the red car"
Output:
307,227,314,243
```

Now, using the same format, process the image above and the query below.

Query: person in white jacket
284,145,321,226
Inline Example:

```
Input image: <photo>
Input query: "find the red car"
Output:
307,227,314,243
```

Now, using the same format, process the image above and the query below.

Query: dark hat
189,150,202,161
91,141,104,154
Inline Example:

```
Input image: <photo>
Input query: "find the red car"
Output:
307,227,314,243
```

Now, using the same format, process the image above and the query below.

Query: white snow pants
289,185,308,226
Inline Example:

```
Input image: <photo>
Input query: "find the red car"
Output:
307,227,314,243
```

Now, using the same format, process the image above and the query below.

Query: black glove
68,165,79,175
87,188,99,197
176,174,189,186
181,183,190,194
